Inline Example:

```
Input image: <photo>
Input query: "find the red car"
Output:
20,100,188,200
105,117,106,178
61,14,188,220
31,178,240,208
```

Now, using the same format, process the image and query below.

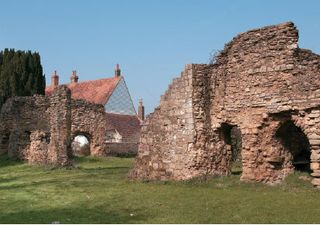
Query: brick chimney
138,98,145,121
70,70,79,84
115,64,121,77
51,70,59,88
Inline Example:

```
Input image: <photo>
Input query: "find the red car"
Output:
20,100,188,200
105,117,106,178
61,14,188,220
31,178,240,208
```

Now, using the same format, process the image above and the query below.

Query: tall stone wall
130,22,320,187
130,65,195,180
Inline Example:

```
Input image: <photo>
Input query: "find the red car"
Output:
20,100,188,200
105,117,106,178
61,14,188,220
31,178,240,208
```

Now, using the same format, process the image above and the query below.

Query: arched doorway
71,134,91,156
275,120,311,172
218,123,242,175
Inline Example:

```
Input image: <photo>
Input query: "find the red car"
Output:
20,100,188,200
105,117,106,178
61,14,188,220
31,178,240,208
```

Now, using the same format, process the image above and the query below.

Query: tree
0,48,46,108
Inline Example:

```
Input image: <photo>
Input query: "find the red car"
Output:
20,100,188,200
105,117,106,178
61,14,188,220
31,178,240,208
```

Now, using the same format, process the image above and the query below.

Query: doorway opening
71,134,90,156
275,120,311,172
219,123,242,175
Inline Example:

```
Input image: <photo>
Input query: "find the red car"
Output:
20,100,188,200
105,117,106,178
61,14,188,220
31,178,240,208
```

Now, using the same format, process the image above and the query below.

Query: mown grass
0,155,320,224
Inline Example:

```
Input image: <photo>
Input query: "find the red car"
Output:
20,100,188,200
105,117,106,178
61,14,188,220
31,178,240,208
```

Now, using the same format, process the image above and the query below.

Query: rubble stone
0,86,140,166
130,22,320,187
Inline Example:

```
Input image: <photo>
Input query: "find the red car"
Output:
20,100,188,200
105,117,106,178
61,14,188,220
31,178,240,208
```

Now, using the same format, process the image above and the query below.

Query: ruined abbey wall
0,95,49,160
71,100,108,156
0,85,140,165
0,86,72,166
130,22,320,186
130,66,195,179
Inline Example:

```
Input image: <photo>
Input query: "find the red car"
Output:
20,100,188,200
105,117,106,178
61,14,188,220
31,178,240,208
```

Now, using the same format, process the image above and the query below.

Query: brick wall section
130,22,320,187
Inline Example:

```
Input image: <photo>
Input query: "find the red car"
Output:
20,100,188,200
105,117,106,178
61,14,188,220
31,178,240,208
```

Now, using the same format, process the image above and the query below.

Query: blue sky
0,0,319,114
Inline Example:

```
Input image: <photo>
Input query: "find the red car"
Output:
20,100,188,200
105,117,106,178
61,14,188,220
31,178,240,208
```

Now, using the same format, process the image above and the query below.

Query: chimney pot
70,70,79,84
138,98,145,121
51,70,59,88
115,64,121,77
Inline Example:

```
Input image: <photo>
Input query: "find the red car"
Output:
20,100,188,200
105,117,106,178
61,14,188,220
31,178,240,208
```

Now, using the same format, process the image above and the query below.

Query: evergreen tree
0,48,46,108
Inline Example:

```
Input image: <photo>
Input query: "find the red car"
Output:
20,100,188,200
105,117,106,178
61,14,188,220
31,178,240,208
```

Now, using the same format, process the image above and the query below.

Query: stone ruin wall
131,22,320,186
130,65,196,180
47,87,72,166
0,85,140,165
0,86,72,166
0,94,50,161
71,100,109,156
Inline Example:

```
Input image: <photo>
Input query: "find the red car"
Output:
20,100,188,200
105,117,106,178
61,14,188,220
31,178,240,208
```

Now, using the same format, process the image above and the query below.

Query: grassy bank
0,155,319,223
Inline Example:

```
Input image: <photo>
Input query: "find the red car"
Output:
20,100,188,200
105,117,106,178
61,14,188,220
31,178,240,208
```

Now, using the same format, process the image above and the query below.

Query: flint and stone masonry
130,22,320,187
0,86,131,166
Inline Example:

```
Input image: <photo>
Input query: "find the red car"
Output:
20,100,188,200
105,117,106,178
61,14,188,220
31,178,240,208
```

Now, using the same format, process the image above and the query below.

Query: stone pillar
306,110,320,187
27,131,49,165
47,85,72,167
240,120,290,184
309,132,320,187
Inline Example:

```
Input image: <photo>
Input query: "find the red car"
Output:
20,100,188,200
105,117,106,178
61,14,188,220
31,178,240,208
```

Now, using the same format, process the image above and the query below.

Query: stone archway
71,132,92,156
275,120,311,172
218,123,242,175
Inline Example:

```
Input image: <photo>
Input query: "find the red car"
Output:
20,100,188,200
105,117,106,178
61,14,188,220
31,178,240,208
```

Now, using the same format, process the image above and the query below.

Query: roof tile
45,76,121,105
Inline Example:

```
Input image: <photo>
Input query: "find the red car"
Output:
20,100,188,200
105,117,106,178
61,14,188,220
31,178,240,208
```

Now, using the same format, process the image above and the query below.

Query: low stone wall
0,86,141,165
0,86,72,166
105,142,138,157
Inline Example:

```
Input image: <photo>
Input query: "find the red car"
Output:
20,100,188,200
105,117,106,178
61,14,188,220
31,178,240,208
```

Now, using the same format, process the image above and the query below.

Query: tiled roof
105,113,141,139
45,76,121,105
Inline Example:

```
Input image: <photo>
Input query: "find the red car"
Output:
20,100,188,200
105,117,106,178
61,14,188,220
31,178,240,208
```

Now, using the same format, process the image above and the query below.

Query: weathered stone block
310,139,320,146
311,178,320,186
311,162,320,170
309,133,320,140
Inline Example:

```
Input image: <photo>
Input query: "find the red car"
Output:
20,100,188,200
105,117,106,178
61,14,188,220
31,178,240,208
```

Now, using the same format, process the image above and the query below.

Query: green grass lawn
0,155,320,224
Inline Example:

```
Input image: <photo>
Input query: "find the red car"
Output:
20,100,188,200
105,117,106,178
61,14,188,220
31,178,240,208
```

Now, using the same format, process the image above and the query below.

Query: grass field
1,155,320,224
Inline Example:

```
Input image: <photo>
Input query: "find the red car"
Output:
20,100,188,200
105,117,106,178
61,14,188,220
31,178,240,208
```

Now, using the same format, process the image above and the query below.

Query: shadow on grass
72,156,102,163
231,171,242,175
0,206,148,224
77,166,130,172
0,155,23,169
0,176,21,184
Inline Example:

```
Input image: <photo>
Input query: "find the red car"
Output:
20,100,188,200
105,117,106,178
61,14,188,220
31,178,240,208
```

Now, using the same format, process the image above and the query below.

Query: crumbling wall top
215,21,298,69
